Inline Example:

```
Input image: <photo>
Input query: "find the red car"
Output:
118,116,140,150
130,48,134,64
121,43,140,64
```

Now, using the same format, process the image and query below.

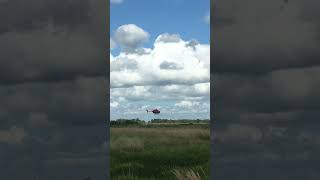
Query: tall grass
111,136,144,152
173,167,208,180
110,125,210,180
173,169,201,180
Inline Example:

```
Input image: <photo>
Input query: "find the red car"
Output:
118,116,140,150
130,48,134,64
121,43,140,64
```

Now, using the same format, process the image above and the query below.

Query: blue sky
110,0,210,121
110,0,210,54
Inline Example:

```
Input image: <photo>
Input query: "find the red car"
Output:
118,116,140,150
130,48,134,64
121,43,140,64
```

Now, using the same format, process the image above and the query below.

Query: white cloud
114,24,149,53
110,53,114,62
110,101,119,108
205,13,210,24
193,83,210,95
111,86,152,101
110,25,210,119
161,83,210,98
110,38,116,50
175,100,200,108
159,61,183,70
185,39,199,50
110,0,123,4
175,100,193,108
111,57,138,71
111,30,210,88
155,33,181,43
141,105,149,110
110,83,209,103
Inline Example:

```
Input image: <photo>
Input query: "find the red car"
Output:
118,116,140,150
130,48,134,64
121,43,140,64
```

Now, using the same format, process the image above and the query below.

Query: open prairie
110,122,210,180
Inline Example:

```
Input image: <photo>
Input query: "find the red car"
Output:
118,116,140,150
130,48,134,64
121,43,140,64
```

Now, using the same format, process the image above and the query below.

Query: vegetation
110,118,145,126
150,119,209,124
110,118,210,127
110,119,210,180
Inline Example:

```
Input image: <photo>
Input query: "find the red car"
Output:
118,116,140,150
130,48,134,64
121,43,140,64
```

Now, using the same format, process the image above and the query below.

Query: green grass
110,123,210,180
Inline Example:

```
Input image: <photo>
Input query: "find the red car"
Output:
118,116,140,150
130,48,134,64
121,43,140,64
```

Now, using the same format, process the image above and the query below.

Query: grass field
110,123,210,180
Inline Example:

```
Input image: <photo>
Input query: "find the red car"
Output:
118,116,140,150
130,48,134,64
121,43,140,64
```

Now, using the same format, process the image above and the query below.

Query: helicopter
146,109,160,114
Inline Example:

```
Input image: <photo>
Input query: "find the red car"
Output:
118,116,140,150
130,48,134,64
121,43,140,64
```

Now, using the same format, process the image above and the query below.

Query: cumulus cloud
114,24,150,53
110,0,123,4
110,26,210,120
111,57,138,71
0,0,108,179
159,61,183,70
110,101,119,108
155,33,181,43
111,31,210,88
212,0,320,179
185,39,200,50
110,38,116,49
175,100,200,108
110,53,114,62
111,83,209,102
205,13,210,24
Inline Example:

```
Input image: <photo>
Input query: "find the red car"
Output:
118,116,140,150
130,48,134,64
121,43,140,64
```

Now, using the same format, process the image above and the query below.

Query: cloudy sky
0,0,108,179
212,0,320,179
110,0,210,120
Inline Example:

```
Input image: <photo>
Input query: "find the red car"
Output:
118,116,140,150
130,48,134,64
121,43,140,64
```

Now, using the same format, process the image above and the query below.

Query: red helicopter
146,109,160,114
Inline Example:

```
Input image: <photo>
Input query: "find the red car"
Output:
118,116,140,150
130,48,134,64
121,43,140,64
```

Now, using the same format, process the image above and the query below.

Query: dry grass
111,136,144,152
111,127,209,140
173,169,202,180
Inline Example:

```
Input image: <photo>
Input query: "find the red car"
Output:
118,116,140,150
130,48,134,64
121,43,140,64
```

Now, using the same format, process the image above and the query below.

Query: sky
1,0,320,179
110,0,210,120
0,0,108,179
212,0,320,179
